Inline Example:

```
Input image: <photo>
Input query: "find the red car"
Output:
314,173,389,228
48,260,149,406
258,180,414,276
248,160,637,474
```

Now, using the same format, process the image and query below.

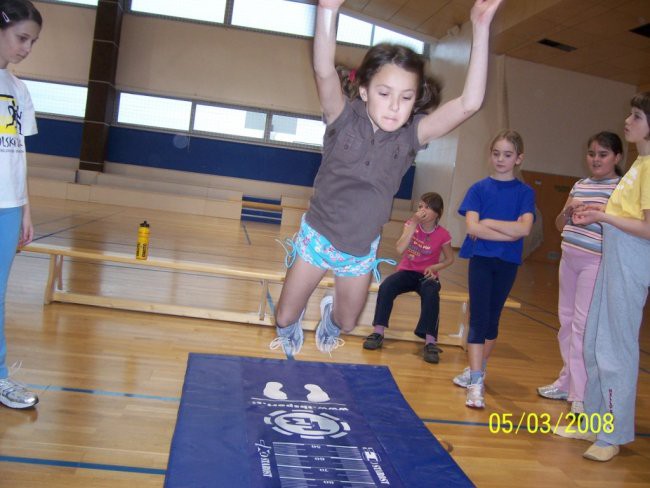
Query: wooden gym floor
0,196,648,487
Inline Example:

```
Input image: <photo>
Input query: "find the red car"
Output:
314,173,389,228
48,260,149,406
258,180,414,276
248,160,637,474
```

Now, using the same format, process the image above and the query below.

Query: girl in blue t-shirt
453,130,535,409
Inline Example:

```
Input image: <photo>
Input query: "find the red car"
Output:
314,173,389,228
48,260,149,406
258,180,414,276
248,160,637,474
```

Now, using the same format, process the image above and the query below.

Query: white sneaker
466,379,485,409
453,367,486,388
537,384,568,400
270,310,305,357
270,322,304,357
315,295,344,354
0,377,39,409
453,367,470,387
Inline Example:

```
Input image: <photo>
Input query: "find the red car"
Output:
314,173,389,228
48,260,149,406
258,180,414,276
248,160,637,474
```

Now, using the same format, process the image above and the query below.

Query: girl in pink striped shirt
537,132,622,414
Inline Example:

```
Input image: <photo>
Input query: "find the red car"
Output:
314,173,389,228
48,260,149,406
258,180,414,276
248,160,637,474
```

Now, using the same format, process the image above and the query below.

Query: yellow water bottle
136,221,150,260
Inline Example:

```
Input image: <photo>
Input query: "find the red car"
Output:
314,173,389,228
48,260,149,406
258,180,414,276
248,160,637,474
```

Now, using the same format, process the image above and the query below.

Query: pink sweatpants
553,244,601,401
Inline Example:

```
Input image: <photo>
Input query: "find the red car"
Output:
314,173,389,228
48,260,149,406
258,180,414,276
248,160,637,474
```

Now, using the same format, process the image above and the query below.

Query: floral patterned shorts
278,215,395,282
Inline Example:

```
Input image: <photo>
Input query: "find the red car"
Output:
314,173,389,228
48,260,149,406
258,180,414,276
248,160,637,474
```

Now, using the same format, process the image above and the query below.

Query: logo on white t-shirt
0,94,24,152
0,94,22,135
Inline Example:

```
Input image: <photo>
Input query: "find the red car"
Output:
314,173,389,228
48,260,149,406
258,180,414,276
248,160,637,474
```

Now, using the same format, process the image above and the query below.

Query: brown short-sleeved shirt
305,98,426,256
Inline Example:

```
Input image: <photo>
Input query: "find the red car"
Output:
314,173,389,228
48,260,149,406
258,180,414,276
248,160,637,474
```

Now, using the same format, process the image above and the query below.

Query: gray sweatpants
583,223,650,445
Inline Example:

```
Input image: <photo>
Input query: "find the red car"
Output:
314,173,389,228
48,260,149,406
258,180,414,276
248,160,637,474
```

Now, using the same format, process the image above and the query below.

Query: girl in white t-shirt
0,0,42,409
363,193,453,364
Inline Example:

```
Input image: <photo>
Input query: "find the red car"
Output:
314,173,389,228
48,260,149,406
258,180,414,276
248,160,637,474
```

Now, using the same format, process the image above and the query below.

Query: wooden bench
22,243,520,349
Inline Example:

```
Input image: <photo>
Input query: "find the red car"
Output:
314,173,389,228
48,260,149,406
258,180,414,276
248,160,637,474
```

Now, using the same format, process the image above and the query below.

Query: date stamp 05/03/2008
488,412,614,435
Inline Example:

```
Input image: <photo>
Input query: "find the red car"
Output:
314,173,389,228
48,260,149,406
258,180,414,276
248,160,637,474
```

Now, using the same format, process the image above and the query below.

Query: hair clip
1,11,10,24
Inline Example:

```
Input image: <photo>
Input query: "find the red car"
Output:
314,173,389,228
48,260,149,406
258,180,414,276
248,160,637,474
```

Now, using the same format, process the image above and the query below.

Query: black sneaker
423,344,442,363
363,333,384,350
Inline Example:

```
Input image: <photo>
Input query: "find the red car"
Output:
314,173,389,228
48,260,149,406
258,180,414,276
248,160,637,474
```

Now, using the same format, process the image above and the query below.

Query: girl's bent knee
339,324,356,334
275,309,302,328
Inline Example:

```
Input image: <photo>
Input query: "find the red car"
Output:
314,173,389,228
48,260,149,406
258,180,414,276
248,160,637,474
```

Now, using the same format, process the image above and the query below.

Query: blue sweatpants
583,223,650,445
0,207,22,379
467,256,519,344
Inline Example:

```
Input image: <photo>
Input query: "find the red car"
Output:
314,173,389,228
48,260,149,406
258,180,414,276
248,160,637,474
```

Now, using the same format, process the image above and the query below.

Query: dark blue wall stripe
242,195,281,205
25,119,414,199
106,126,323,187
25,118,84,158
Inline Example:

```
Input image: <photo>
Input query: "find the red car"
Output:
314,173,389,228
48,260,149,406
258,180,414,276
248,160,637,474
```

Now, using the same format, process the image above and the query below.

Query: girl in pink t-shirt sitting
363,192,454,363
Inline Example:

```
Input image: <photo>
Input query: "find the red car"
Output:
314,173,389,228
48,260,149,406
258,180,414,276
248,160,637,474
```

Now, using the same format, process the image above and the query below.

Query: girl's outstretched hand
470,0,503,27
319,0,345,9
581,203,606,212
572,209,604,226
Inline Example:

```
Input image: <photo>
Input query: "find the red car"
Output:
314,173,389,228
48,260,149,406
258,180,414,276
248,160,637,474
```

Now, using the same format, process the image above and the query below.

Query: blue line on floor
0,455,165,475
422,418,489,428
27,381,650,436
421,418,650,438
26,384,180,403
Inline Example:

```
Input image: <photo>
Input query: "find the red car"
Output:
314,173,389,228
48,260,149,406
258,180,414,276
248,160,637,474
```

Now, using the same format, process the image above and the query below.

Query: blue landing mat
165,354,473,487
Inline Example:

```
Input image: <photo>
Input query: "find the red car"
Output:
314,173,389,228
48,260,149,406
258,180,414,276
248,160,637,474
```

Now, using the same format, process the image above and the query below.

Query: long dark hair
0,0,42,29
338,43,442,115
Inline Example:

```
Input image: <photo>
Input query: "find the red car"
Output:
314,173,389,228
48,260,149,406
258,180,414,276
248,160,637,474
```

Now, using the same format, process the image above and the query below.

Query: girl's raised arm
417,0,503,145
396,219,419,255
314,0,346,124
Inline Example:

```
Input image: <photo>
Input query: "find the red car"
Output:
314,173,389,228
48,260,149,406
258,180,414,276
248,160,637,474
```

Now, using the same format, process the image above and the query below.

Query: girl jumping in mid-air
0,0,42,409
271,0,503,357
363,192,453,364
453,130,535,409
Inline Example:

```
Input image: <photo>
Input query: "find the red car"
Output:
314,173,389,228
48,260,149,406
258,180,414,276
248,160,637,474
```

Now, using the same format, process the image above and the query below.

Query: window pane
51,0,98,5
337,14,372,46
373,26,424,54
232,0,315,37
194,105,266,139
23,80,88,118
117,93,192,131
130,0,226,23
270,115,324,146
